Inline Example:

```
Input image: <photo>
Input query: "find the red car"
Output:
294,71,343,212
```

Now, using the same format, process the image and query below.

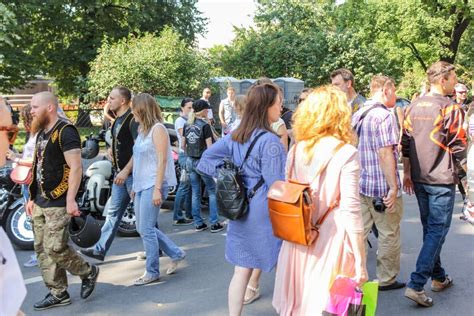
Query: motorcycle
0,166,33,250
78,125,180,237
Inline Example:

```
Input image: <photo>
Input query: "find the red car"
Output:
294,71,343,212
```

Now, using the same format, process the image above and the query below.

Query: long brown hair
131,93,163,135
232,83,281,144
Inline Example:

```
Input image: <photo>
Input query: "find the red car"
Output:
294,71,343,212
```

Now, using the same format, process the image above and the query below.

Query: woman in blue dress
197,83,286,316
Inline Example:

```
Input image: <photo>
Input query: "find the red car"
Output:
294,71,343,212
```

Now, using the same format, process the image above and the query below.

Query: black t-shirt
34,123,81,208
202,124,213,143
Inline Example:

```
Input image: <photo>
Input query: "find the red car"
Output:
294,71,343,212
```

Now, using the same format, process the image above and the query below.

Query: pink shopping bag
324,276,364,316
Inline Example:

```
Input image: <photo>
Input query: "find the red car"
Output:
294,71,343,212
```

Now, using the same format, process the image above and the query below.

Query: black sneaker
80,249,105,262
34,292,71,310
173,218,194,226
81,265,100,299
210,222,225,233
195,223,208,232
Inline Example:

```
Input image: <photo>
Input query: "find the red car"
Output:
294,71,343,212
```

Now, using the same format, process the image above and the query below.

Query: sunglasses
0,125,19,144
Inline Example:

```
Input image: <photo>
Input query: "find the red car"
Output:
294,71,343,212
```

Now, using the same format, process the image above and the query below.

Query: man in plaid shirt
352,75,405,291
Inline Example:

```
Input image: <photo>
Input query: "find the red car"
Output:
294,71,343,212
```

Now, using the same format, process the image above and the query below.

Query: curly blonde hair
292,85,354,162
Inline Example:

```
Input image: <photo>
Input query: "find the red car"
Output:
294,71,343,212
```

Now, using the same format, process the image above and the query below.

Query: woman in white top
131,93,185,286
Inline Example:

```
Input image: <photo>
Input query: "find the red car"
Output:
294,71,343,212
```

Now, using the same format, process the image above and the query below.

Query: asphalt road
14,192,474,315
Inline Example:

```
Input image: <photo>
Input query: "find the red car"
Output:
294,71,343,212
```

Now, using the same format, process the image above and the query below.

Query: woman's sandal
243,285,260,305
134,274,160,286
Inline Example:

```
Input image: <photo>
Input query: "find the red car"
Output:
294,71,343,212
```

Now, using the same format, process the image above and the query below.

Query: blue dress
197,129,286,272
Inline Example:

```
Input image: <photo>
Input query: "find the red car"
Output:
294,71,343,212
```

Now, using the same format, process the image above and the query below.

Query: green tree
0,0,207,95
212,0,472,96
88,28,211,100
0,3,36,91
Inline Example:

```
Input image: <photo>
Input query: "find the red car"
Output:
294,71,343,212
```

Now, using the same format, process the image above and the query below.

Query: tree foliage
88,28,211,100
212,0,472,97
0,0,207,95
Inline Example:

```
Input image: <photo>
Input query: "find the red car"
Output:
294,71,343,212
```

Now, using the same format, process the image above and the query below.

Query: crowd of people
0,59,471,315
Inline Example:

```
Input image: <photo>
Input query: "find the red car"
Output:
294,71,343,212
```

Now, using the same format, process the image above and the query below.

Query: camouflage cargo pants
32,204,92,296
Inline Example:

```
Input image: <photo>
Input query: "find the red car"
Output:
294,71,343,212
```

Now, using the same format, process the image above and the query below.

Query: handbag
215,131,267,220
10,161,33,185
267,142,344,246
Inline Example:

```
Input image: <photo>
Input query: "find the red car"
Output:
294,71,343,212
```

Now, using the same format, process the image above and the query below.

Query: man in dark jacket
402,61,466,307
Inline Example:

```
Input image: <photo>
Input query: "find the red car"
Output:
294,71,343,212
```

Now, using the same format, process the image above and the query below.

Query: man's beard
31,114,50,134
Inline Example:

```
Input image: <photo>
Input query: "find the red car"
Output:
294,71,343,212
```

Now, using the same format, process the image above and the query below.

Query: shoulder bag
10,160,33,185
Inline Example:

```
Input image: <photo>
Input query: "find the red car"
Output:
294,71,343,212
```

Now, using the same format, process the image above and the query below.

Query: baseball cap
455,83,468,92
192,99,211,113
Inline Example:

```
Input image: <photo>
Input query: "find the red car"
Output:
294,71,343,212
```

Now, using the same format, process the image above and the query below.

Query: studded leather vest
184,118,208,159
29,120,77,200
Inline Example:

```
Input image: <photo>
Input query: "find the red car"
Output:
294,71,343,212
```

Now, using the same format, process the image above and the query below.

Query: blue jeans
135,185,184,277
94,175,133,255
22,184,29,202
408,182,455,291
173,152,192,220
186,157,219,226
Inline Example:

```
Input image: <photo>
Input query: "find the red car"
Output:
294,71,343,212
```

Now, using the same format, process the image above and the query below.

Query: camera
372,197,386,213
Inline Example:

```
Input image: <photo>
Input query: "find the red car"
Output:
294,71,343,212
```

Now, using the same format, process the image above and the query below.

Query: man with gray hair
26,92,99,310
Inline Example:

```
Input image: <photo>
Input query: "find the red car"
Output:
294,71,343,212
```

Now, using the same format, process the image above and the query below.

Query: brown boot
431,275,453,292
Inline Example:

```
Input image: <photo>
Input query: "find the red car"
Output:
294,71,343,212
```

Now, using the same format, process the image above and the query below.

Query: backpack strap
240,131,268,199
240,131,267,168
354,103,386,137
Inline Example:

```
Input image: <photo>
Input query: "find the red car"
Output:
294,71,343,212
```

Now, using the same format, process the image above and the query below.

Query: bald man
26,92,100,310
0,96,13,167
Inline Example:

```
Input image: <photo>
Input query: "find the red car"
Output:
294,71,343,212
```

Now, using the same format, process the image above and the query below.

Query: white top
174,116,187,152
132,123,177,193
229,117,242,132
22,133,37,160
271,118,285,134
200,98,214,120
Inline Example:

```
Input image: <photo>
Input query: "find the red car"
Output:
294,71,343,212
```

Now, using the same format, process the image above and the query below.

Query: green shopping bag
361,281,379,316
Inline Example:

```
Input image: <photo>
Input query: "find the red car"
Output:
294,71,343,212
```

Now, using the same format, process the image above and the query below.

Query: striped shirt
352,101,401,197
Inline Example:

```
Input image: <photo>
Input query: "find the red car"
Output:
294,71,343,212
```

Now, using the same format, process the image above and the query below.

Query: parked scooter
79,125,181,237
0,166,33,250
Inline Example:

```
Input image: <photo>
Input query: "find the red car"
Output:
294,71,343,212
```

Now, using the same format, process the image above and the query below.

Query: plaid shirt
352,101,401,197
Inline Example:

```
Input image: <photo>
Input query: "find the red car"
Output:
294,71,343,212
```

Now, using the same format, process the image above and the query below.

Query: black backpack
216,131,267,220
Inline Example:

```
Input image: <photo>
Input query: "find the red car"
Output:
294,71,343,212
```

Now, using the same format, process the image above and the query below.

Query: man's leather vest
29,120,77,200
111,110,135,171
185,119,208,159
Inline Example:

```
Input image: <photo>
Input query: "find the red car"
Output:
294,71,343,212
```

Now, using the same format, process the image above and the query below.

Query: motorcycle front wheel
117,202,139,237
6,204,34,250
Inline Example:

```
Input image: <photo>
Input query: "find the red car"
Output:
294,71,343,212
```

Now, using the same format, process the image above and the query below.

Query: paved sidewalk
15,193,474,315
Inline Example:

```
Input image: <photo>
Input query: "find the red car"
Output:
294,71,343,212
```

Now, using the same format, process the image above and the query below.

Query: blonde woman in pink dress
273,85,368,315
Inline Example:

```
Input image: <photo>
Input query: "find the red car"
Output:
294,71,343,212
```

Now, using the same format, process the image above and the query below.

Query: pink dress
272,136,364,316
